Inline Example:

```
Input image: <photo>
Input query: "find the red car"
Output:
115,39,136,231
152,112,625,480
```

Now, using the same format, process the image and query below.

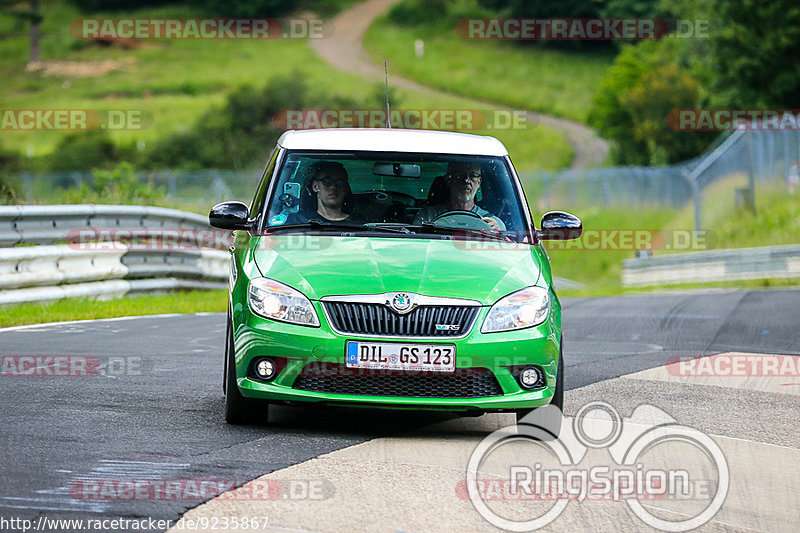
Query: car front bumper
232,302,560,412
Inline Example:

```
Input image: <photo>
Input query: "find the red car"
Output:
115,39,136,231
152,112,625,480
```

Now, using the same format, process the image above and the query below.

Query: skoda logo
391,293,412,313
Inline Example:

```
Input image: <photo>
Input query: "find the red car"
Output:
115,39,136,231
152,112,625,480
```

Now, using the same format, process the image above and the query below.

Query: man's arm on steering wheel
481,217,501,231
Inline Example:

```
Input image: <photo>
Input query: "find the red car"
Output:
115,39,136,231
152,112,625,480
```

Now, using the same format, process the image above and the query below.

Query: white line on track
0,312,223,333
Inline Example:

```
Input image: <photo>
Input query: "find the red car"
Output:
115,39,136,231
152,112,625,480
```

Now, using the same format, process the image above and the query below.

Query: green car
210,128,581,433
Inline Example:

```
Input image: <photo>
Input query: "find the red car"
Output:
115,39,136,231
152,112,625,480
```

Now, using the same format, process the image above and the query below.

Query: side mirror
537,211,582,240
209,201,253,230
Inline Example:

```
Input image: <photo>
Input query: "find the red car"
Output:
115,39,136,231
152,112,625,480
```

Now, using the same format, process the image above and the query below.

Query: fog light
254,358,276,380
519,366,544,389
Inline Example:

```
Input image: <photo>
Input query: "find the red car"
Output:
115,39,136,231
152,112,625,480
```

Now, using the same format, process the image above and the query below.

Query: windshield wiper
364,223,414,234
266,221,410,234
405,223,510,242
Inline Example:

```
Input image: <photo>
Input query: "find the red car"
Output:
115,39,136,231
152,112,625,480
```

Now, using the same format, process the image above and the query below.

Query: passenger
413,161,506,230
289,161,363,224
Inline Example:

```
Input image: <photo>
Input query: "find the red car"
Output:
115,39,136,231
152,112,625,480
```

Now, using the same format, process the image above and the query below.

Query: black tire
223,312,229,394
224,311,268,425
514,341,564,438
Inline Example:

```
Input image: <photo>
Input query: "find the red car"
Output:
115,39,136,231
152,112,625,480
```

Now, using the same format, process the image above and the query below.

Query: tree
588,40,714,164
0,0,43,64
621,64,713,164
709,0,800,107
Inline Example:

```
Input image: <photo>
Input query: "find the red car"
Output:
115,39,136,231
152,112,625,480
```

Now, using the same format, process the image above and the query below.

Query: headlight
248,278,319,327
481,286,549,333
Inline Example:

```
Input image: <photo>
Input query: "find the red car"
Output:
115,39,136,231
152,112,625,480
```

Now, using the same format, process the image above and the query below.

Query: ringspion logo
466,402,729,531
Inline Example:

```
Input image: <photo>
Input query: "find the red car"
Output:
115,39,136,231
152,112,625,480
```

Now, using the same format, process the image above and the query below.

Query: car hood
252,235,542,305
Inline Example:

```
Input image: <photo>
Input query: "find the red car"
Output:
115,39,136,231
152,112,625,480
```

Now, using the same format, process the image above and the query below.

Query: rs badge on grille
435,324,460,331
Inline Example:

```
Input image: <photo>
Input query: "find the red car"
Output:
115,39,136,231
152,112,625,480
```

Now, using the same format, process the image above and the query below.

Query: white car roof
277,128,509,156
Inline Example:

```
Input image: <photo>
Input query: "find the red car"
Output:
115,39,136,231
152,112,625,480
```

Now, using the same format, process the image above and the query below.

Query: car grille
292,364,503,398
322,302,480,337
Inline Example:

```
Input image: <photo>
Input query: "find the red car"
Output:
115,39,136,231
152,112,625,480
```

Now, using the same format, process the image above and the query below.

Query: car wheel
223,312,229,394
225,311,268,425
514,340,564,438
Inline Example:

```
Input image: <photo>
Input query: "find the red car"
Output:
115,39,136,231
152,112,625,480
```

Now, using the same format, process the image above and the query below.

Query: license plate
345,341,456,372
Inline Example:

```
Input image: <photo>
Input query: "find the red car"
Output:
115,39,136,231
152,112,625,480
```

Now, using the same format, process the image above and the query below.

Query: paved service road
0,289,798,531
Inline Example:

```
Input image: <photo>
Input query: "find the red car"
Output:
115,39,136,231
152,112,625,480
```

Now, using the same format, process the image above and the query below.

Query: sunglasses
448,172,482,181
318,177,348,187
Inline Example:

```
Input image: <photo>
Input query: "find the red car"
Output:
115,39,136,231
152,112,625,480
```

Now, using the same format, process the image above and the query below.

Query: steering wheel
430,209,492,230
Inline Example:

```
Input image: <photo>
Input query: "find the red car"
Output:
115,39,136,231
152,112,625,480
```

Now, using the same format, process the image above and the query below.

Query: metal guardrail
622,245,800,287
0,204,214,247
0,205,230,305
524,128,800,231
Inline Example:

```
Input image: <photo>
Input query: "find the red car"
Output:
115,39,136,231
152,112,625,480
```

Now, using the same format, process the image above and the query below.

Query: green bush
60,161,164,205
588,40,714,165
621,63,715,164
388,0,491,30
0,141,22,204
67,0,356,17
66,0,172,12
143,71,381,170
388,0,448,26
46,130,131,172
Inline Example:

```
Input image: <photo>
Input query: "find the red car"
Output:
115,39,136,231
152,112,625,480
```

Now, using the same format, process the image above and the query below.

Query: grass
629,278,800,294
542,206,679,293
548,177,800,295
0,290,228,328
364,13,614,123
668,178,800,250
0,1,572,171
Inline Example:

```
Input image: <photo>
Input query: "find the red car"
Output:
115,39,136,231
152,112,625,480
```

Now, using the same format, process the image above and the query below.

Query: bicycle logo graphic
466,401,729,532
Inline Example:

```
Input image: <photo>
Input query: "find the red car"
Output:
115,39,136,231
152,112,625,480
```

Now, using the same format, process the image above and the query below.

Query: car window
264,151,529,240
250,146,280,228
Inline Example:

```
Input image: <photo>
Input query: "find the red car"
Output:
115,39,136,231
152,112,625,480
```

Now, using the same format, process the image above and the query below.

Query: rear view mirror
373,162,421,178
537,211,582,240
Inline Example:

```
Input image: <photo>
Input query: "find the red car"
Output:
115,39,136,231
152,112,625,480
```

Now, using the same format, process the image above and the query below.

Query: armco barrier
0,205,231,305
0,205,215,247
0,244,128,290
622,244,800,287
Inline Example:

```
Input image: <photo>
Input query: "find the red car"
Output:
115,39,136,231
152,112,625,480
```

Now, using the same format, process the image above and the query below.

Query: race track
1,289,798,532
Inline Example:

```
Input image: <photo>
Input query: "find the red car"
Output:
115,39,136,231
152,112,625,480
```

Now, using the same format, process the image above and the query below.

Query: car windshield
264,151,529,241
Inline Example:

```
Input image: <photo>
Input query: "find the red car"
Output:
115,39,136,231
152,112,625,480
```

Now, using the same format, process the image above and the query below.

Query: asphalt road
0,289,798,532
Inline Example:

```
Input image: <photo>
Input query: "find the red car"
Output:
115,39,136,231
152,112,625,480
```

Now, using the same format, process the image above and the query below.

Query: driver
413,161,506,231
